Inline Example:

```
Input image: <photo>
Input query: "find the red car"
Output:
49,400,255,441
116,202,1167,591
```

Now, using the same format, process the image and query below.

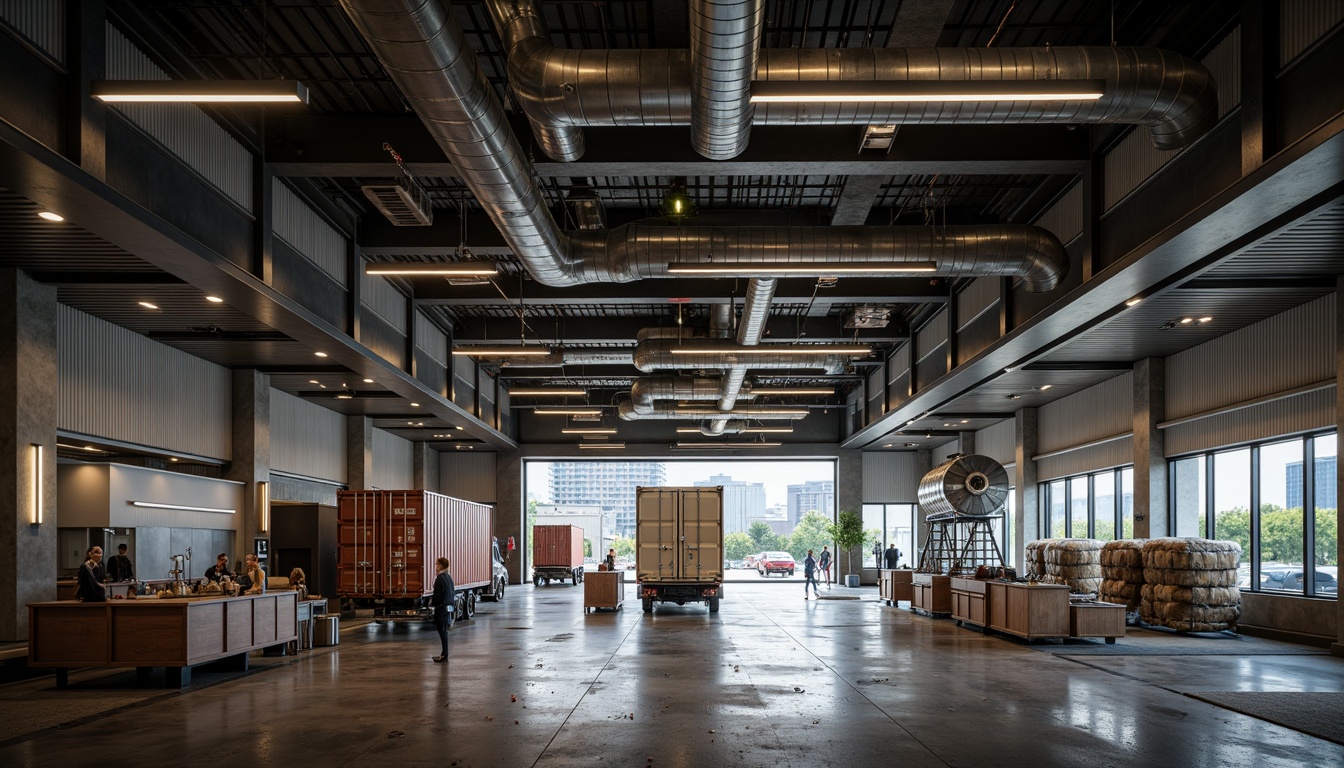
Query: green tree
1259,504,1304,565
826,510,868,580
1315,508,1338,566
611,535,636,558
786,511,832,560
724,532,755,561
747,521,778,552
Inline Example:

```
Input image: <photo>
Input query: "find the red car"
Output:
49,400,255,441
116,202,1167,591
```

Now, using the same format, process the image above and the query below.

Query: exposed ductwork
485,0,1217,160
629,375,756,415
707,277,776,434
632,337,852,375
618,401,804,421
689,0,765,160
339,0,1070,293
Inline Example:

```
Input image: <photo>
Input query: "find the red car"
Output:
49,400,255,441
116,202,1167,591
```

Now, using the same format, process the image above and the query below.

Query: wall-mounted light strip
92,79,310,103
364,262,499,277
258,481,270,533
453,346,555,357
676,426,794,434
667,261,936,276
534,408,603,416
562,428,618,435
509,388,587,396
675,441,783,449
130,501,236,514
670,345,870,356
30,444,42,524
578,443,626,449
749,79,1106,104
750,387,834,395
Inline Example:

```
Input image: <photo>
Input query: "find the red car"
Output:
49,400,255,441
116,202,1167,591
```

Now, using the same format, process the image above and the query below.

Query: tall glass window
1040,467,1132,541
1048,480,1067,538
863,504,917,569
1312,435,1337,596
1260,439,1305,594
1094,472,1116,540
1120,468,1134,538
1070,478,1089,537
1214,449,1251,587
1172,455,1207,537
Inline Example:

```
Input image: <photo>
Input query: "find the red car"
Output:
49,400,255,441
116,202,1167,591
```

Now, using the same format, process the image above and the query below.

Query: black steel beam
413,278,951,305
450,315,909,344
1176,276,1339,291
1021,361,1136,372
29,271,185,284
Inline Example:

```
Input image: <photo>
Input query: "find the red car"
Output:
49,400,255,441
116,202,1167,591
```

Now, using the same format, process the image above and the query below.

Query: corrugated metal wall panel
105,25,252,210
862,451,925,501
270,389,346,483
497,389,511,433
915,309,948,360
478,368,496,403
57,304,231,459
890,343,911,378
1038,372,1134,453
415,311,449,365
975,418,1016,466
932,440,959,464
1105,29,1240,211
360,272,408,333
1038,436,1134,481
371,429,413,490
956,277,1000,329
956,311,1000,364
0,0,63,62
1034,182,1084,245
1164,387,1335,455
1282,0,1344,67
1166,294,1335,418
424,448,440,493
359,314,406,370
273,180,347,285
440,453,497,503
867,368,885,415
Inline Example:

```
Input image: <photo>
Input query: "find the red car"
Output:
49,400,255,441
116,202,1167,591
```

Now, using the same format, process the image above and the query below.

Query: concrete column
412,442,430,489
1133,358,1168,538
836,449,865,582
914,449,934,568
958,430,976,456
224,370,270,548
0,270,58,641
346,416,373,490
496,450,523,585
1013,408,1039,570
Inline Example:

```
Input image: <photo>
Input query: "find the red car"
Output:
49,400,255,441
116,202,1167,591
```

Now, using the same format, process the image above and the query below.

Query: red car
757,551,796,577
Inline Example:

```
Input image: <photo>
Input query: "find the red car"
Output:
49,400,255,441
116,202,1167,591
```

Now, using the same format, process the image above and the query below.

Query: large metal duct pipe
464,347,635,367
707,277,776,434
484,0,1215,157
632,337,852,375
709,303,734,338
690,0,764,160
629,375,755,415
618,401,804,421
342,0,1068,292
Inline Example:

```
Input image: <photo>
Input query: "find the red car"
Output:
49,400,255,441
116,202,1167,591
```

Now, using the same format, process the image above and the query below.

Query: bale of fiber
1100,539,1145,571
1140,600,1240,624
1141,584,1241,606
1141,538,1242,571
1044,563,1103,579
1024,540,1048,579
1100,579,1142,604
1064,577,1103,594
1102,566,1146,584
1142,567,1239,588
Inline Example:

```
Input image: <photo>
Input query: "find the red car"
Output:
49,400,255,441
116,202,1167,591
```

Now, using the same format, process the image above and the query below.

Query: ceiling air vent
845,306,891,329
361,176,434,226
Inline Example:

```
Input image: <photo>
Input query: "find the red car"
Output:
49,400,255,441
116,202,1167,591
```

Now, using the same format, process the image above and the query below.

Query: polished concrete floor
3,583,1344,767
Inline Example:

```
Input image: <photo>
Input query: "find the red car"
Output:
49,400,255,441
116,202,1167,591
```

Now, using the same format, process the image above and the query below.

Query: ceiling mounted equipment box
845,306,892,329
361,176,434,226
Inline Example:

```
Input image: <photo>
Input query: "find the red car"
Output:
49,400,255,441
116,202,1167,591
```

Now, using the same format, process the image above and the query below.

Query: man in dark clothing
204,553,234,582
818,546,832,589
77,547,106,602
803,549,820,599
429,556,456,663
106,544,134,582
884,544,902,569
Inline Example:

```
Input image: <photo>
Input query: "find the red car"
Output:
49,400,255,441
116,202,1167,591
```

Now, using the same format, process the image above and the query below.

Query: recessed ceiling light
1179,317,1194,324
314,351,328,357
410,402,420,407
363,378,374,383
335,394,353,400
1125,297,1143,307
137,301,159,310
960,419,969,424
1005,393,1021,400
169,457,179,462
319,384,327,389
205,295,224,303
882,443,893,448
309,380,319,384
1198,316,1213,323
1004,366,1016,373
1038,384,1053,391
455,426,464,430
905,442,917,447
37,211,64,222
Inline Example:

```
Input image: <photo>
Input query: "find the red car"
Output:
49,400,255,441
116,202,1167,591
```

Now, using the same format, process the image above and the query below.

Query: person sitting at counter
238,554,266,595
204,553,234,583
106,543,134,582
76,546,106,603
289,568,307,599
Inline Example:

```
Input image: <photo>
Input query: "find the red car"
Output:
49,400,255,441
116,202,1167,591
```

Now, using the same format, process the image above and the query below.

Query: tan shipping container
635,486,724,612
533,524,585,568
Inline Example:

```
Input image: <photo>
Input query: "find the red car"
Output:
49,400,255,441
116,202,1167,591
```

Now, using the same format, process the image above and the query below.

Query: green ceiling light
658,178,697,218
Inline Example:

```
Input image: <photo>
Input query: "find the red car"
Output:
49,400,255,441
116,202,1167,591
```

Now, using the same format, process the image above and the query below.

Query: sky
525,459,835,507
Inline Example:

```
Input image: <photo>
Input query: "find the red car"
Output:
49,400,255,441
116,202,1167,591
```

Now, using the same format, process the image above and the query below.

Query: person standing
429,557,455,663
818,546,832,589
603,548,617,572
884,544,902,570
803,549,820,599
76,547,106,602
106,544,134,582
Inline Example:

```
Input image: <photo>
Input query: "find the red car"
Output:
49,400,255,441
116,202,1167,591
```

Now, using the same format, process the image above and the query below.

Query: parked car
757,551,796,577
1260,565,1338,594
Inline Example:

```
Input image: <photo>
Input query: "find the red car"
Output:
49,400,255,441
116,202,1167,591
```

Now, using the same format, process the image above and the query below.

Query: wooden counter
951,577,989,630
879,569,914,605
911,573,951,616
1069,601,1126,643
584,570,625,612
28,592,297,688
984,581,1069,640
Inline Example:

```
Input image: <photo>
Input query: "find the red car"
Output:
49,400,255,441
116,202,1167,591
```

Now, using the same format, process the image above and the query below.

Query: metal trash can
313,615,340,647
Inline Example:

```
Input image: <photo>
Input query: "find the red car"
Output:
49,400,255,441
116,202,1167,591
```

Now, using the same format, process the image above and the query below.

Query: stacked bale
1042,539,1104,594
1024,540,1048,581
1100,539,1146,609
1140,538,1242,632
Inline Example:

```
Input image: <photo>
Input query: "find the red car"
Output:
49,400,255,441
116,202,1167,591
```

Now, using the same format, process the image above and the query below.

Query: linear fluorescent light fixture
675,441,783,449
364,262,498,277
667,261,936,276
509,388,587,396
579,442,627,450
670,345,870,356
131,501,236,514
562,428,618,435
675,426,794,434
258,481,270,533
30,444,42,524
92,79,309,103
751,387,834,395
534,408,603,416
749,79,1106,104
453,346,554,357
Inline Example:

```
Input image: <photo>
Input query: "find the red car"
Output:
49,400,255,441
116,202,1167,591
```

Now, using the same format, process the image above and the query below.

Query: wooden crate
911,573,951,616
879,569,914,605
584,571,625,612
985,582,1069,640
1069,601,1127,643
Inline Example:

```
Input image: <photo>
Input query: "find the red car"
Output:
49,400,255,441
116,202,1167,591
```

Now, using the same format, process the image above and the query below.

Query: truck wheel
544,578,550,586
708,597,720,613
572,571,579,586
456,599,466,621
642,597,653,613
533,574,541,587
495,578,505,602
465,592,476,619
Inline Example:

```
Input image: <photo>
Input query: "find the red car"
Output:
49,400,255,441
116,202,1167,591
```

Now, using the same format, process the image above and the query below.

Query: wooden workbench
28,592,297,688
584,570,625,612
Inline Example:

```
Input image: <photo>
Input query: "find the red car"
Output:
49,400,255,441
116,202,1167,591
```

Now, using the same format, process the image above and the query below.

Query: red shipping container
533,525,585,568
337,491,382,597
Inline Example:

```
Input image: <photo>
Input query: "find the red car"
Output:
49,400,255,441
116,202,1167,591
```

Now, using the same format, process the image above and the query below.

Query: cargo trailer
532,524,585,586
337,490,506,620
635,486,724,613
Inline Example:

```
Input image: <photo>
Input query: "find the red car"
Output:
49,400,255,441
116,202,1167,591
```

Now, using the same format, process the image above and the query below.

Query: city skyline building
1286,456,1339,510
787,479,835,526
548,462,667,537
695,473,766,535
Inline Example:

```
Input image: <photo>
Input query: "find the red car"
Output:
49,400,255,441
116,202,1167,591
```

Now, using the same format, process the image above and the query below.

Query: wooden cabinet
879,569,914,605
584,570,625,612
950,577,988,629
984,582,1069,640
911,573,951,616
1069,601,1126,643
